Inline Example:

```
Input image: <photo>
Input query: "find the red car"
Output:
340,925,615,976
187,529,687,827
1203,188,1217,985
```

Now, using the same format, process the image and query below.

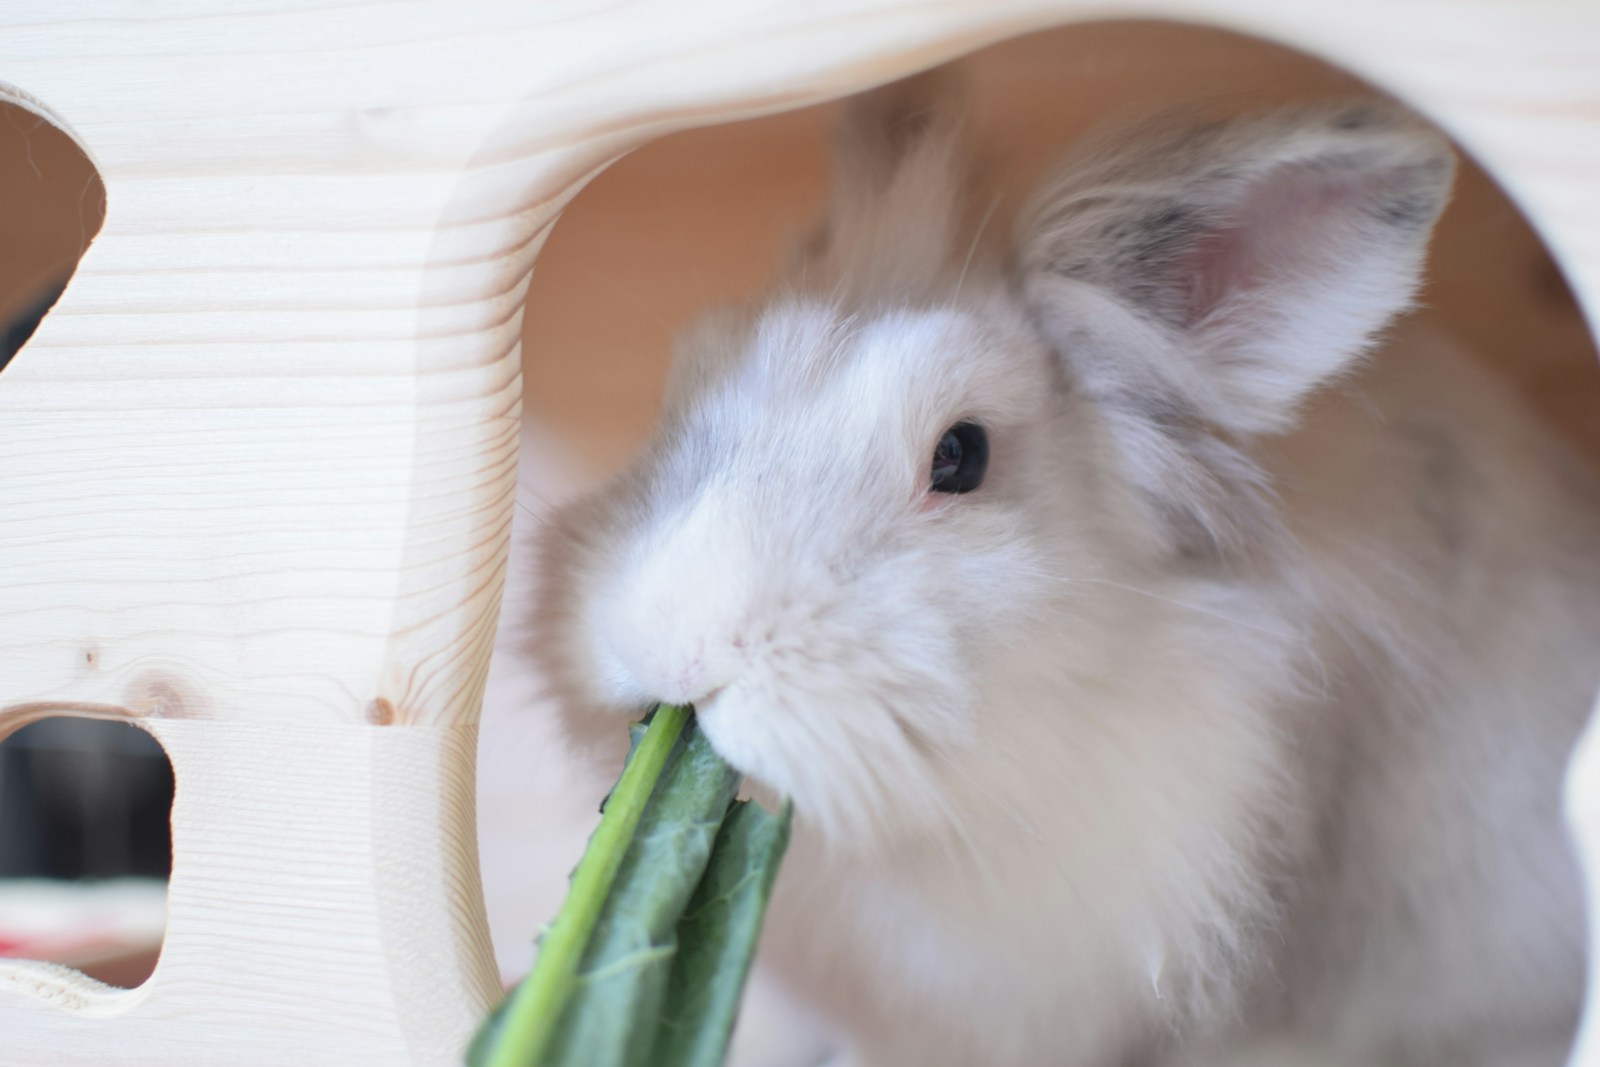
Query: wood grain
0,2,1594,1064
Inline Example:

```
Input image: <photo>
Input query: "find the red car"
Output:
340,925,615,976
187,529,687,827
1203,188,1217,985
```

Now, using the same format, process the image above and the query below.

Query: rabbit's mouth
692,683,728,707
685,665,976,850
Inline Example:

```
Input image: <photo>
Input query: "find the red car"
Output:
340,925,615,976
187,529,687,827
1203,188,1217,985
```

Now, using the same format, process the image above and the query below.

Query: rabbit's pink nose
614,636,739,707
599,509,754,706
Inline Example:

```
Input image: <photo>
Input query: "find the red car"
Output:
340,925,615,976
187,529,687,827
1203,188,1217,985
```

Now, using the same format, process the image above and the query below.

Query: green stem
485,703,692,1067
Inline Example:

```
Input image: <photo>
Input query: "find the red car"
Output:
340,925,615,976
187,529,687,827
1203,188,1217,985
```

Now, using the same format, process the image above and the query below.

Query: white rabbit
523,78,1600,1067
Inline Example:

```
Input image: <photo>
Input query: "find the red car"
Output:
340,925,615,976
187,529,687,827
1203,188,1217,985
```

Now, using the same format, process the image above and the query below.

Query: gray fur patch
1401,420,1480,561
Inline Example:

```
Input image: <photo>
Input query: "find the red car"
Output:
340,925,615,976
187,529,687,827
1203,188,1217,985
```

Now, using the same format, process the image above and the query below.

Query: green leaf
541,721,741,1067
654,798,794,1067
469,706,791,1067
475,704,697,1067
466,991,512,1067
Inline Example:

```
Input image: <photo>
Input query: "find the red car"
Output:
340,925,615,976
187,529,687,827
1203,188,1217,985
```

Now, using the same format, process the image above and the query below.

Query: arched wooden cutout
0,91,103,376
0,3,1596,1064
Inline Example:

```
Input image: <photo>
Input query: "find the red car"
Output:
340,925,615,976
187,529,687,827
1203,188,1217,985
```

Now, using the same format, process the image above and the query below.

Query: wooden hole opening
0,717,171,990
0,97,104,378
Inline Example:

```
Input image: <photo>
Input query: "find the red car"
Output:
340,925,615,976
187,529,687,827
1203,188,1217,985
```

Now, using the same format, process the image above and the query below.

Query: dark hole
1,279,68,372
0,719,172,988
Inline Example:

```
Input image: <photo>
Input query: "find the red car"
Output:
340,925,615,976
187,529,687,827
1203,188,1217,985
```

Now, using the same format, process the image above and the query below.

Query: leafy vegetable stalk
654,797,793,1066
479,703,693,1067
471,704,792,1067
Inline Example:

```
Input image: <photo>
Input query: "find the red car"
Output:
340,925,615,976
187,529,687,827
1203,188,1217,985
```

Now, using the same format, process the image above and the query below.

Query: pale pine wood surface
0,2,1595,1065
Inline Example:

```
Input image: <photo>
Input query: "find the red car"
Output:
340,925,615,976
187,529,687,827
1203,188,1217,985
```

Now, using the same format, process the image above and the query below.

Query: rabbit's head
532,79,1454,848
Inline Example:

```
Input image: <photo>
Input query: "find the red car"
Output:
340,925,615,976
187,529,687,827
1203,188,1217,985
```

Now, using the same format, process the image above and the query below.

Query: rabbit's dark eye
930,422,988,494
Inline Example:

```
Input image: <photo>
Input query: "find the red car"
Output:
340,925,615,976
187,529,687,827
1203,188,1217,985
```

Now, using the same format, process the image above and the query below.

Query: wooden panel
0,2,1593,1063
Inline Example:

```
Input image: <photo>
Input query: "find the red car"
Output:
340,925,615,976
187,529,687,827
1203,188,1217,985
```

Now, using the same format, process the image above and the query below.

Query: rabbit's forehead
723,301,1041,443
640,298,1049,535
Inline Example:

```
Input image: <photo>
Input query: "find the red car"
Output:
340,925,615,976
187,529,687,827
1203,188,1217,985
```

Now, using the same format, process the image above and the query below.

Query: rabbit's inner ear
793,73,972,304
1019,105,1455,436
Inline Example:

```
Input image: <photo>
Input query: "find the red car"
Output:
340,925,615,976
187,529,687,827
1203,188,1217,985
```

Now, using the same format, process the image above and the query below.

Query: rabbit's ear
794,71,973,301
1019,103,1455,437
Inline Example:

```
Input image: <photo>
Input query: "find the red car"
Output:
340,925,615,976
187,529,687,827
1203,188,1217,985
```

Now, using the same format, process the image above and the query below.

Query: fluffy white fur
526,79,1599,1067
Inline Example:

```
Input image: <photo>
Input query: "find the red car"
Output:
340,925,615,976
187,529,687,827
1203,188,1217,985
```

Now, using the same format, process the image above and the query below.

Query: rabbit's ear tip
791,70,974,303
1018,101,1454,437
840,68,965,140
832,68,968,181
